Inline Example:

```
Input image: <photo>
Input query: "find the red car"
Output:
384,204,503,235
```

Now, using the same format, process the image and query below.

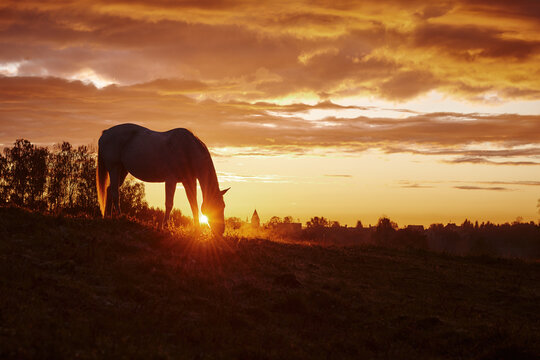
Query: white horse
96,123,229,235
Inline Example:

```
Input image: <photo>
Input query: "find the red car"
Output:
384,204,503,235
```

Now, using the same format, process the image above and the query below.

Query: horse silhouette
96,123,229,235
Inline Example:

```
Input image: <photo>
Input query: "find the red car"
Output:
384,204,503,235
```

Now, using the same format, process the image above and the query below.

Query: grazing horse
96,123,229,235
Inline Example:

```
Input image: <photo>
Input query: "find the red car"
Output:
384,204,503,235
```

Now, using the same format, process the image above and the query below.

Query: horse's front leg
162,181,176,228
183,178,199,231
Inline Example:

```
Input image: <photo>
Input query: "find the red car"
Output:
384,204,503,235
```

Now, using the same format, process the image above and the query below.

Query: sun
199,214,209,225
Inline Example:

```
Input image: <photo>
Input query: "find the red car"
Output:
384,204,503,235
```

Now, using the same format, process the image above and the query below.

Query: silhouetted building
251,209,260,229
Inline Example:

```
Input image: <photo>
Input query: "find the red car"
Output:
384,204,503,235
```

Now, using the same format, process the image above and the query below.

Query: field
1,207,539,359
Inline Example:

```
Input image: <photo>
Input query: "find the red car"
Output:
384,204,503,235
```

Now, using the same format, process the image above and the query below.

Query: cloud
396,179,540,190
0,0,539,102
399,183,434,189
0,76,538,164
216,172,290,183
454,186,511,191
379,70,441,100
480,180,540,186
412,23,540,60
0,0,539,165
445,157,540,166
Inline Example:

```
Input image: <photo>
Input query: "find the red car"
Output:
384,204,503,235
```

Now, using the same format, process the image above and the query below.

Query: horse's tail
96,144,109,217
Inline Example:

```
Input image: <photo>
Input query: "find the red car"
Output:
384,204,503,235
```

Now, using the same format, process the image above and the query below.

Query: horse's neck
197,156,219,201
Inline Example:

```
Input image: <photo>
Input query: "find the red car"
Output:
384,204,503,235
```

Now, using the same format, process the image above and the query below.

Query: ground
1,207,539,359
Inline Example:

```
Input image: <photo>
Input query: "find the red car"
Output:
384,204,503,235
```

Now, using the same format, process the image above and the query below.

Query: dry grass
1,207,539,359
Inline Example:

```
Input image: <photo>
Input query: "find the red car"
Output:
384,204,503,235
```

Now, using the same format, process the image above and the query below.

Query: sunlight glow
70,68,115,88
199,214,209,225
0,62,22,76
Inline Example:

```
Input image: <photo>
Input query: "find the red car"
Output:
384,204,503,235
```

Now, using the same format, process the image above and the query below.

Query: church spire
251,209,260,228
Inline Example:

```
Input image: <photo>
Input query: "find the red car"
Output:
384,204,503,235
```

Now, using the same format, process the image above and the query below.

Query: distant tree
267,216,282,228
462,219,473,230
330,220,341,228
283,216,294,224
225,217,243,230
376,217,398,230
373,217,398,244
355,220,363,229
306,216,329,229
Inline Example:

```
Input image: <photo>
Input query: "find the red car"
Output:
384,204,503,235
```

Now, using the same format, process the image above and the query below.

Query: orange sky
1,0,539,225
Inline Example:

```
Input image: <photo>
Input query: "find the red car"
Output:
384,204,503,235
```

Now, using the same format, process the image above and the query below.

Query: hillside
1,207,539,359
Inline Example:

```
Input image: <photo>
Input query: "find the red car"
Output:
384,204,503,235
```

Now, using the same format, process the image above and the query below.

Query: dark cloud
379,70,441,100
480,180,540,186
413,23,540,60
454,186,511,191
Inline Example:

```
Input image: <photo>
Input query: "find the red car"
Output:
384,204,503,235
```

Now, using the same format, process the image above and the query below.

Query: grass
1,207,539,359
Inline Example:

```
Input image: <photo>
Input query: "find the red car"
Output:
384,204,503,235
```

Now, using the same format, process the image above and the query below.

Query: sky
0,0,539,226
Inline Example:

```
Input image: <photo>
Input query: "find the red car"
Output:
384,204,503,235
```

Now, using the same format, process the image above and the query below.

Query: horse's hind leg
106,165,123,217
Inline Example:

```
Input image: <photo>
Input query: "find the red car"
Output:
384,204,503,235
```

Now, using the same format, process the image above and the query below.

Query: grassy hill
1,207,539,359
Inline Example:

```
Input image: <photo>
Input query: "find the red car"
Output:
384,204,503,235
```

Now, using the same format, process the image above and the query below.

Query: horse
96,123,229,235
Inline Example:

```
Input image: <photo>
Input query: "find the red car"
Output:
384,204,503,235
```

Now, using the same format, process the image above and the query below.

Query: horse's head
201,187,230,236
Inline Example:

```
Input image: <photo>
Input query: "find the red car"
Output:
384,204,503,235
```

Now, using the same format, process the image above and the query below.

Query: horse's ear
220,187,230,196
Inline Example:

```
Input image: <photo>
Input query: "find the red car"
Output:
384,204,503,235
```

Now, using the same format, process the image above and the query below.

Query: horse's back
99,123,206,182
99,123,145,164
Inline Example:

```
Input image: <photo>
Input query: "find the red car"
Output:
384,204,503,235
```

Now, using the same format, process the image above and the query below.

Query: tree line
0,139,189,226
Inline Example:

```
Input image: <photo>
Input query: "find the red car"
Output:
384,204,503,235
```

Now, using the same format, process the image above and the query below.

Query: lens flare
200,214,209,225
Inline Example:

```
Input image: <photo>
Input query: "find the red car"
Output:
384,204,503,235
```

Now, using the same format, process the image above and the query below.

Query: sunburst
199,214,209,225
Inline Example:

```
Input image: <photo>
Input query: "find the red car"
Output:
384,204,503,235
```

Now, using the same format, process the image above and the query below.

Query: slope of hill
1,207,539,359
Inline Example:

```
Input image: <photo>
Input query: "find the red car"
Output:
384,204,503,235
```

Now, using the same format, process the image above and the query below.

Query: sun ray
200,214,209,225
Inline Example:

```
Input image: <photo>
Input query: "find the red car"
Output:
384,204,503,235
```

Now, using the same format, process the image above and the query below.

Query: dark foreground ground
1,207,539,359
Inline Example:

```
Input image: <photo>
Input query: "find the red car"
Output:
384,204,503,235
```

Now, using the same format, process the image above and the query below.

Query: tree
2,139,48,208
74,145,99,214
283,216,294,224
225,217,243,230
0,152,9,204
373,217,398,244
119,179,148,216
48,142,78,210
267,216,282,228
306,216,329,228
